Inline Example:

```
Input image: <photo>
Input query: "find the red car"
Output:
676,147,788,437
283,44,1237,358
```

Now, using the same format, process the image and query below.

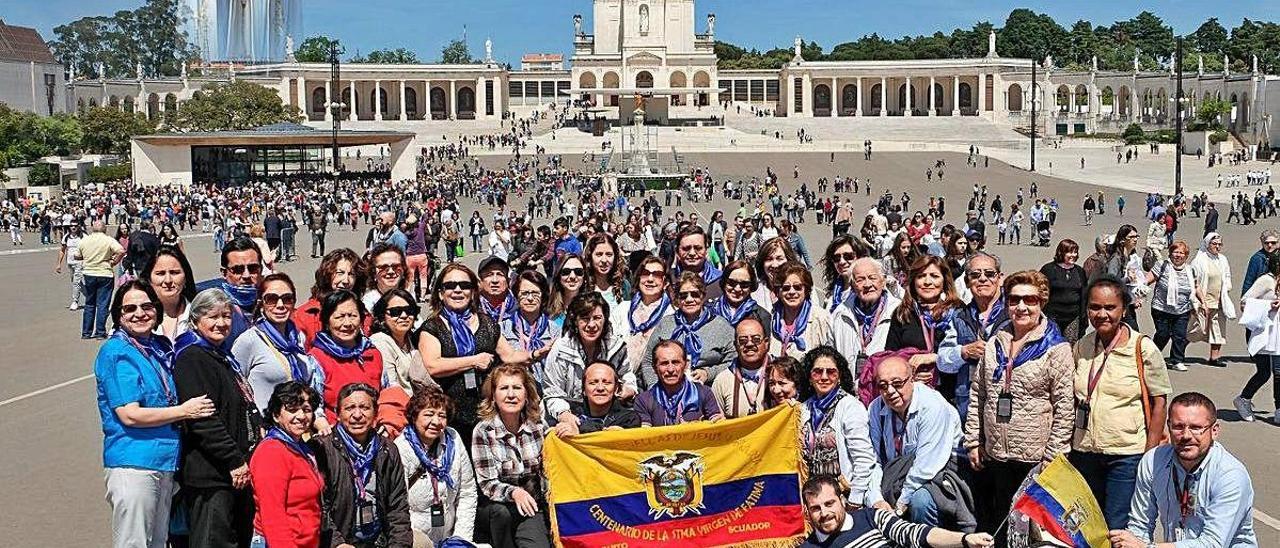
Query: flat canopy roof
133,122,415,147
563,87,724,96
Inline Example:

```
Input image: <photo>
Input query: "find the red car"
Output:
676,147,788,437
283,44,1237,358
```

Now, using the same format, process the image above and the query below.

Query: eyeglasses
385,305,419,318
1265,240,1279,247
1007,294,1043,307
224,263,262,276
676,290,704,300
261,293,296,307
876,378,909,392
1169,423,1215,436
724,278,753,290
640,268,666,279
517,290,543,301
735,335,765,346
833,252,858,263
376,264,403,273
560,267,585,277
121,302,157,315
680,245,706,252
810,368,840,378
440,281,476,291
966,269,999,280
779,283,806,293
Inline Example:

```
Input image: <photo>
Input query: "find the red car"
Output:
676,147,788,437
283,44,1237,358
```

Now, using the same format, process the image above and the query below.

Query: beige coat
964,318,1075,464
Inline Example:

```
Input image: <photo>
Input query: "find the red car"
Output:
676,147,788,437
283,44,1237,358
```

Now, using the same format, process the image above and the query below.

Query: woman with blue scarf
769,262,835,360
499,270,560,385
306,289,384,425
799,346,877,507
885,256,966,394
96,281,215,548
639,272,737,388
231,272,328,429
609,254,673,371
394,385,478,546
248,381,325,548
963,271,1074,542
172,288,265,548
712,259,770,329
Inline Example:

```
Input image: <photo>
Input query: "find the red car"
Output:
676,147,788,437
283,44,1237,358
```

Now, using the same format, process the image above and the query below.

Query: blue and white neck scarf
441,308,476,356
672,308,715,366
312,331,372,363
806,388,843,434
482,293,517,324
715,296,757,327
220,280,258,309
772,300,813,353
513,312,550,352
827,280,848,313
653,378,700,423
403,426,456,489
992,319,1067,382
628,294,670,334
256,318,311,384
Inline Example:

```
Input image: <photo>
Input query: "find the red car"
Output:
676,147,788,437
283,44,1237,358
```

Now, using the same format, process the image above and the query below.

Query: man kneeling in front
800,474,992,548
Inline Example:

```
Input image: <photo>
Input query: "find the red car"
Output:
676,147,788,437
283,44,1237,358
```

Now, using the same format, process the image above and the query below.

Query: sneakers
1234,396,1255,422
1168,362,1188,372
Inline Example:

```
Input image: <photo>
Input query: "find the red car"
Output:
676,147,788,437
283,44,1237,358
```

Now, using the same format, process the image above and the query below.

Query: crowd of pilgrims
87,160,1270,548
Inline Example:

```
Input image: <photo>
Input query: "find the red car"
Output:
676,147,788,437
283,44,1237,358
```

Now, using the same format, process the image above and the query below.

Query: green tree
714,41,747,63
48,0,195,77
1194,98,1231,131
1191,18,1229,56
295,36,340,63
997,9,1068,62
27,163,58,186
1228,19,1280,73
440,39,473,64
79,107,154,154
353,48,420,64
1066,20,1100,66
172,81,302,132
1113,12,1174,63
0,105,82,166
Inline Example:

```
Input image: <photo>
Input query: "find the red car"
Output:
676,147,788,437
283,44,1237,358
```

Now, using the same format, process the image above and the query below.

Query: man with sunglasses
1110,392,1256,548
1240,230,1280,304
711,318,770,418
209,237,264,348
866,354,965,528
938,253,1008,422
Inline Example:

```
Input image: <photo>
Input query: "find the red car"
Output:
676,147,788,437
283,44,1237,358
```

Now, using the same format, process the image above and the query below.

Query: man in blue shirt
1110,392,1257,548
938,253,1008,422
866,354,963,526
552,216,582,260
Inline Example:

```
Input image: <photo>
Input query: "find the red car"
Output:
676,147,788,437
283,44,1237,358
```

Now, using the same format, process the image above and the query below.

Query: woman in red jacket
250,381,324,548
308,289,385,424
293,249,366,348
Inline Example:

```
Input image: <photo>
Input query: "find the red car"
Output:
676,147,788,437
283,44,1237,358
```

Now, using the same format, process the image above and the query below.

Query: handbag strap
1133,335,1166,443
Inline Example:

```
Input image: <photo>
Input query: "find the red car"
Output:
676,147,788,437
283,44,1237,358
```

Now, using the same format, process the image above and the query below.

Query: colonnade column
494,77,503,118
977,73,986,116
476,77,487,118
929,76,936,116
904,77,913,117
801,73,812,116
398,80,406,121
952,76,960,116
449,80,457,119
879,77,887,116
348,81,356,121
324,79,332,121
855,77,862,116
298,77,307,120
374,79,383,120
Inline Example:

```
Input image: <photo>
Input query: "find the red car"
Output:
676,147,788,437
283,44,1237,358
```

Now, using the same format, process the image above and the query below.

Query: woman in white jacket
799,345,877,507
1190,232,1236,367
395,385,478,548
1235,253,1280,422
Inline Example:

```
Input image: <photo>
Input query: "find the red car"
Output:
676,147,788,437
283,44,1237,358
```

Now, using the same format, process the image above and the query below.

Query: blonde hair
476,364,542,425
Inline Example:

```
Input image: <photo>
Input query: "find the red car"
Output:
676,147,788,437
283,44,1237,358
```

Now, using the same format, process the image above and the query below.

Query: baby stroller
1035,220,1052,246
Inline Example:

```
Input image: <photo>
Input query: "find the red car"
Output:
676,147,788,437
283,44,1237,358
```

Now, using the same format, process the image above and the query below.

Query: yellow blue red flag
544,403,807,547
1012,454,1112,548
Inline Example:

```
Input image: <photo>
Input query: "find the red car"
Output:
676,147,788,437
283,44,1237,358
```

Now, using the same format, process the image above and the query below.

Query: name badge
996,392,1014,423
1074,404,1090,430
430,502,446,527
464,370,477,390
357,498,376,527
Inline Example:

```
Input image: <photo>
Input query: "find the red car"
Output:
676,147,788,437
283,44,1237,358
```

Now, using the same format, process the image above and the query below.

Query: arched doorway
669,71,686,106
813,84,832,116
430,87,447,119
405,87,419,119
897,84,916,115
1007,84,1024,112
457,86,476,119
840,84,858,116
579,72,597,104
693,71,711,106
1117,86,1131,118
959,82,973,111
77,98,86,113
340,87,358,118
931,82,944,111
635,71,654,89
123,96,135,113
1100,87,1115,115
870,84,883,113
147,93,160,120
1075,85,1089,114
1056,85,1070,113
311,87,326,119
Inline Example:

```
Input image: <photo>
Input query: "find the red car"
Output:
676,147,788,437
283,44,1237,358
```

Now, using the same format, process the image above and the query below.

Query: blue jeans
82,275,114,337
906,487,940,526
1151,308,1189,365
1069,451,1142,529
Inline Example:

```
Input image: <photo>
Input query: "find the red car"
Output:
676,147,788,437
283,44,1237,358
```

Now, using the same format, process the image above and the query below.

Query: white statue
1224,54,1230,74
639,4,649,34
1198,55,1204,75
1044,55,1053,70
573,14,582,36
707,13,716,35
180,62,187,80
1253,54,1258,73
987,30,997,57
794,36,803,59
285,34,295,61
96,61,105,79
1091,55,1098,72
485,38,493,63
1133,52,1139,72
68,64,75,82
136,61,143,80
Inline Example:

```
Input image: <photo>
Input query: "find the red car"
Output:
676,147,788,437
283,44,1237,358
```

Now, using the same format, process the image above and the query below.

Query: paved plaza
2,145,1279,545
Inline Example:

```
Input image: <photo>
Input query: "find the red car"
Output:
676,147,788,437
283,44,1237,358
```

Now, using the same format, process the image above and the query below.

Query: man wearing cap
477,255,517,325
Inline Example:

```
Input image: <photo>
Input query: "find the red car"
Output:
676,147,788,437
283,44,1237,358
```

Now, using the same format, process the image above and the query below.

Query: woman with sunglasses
611,254,674,371
548,253,587,328
714,259,771,328
770,261,835,361
295,248,366,347
799,346,875,505
1104,224,1144,329
307,289,384,424
96,280,214,548
142,245,197,343
501,270,561,385
639,272,737,387
753,237,801,312
964,271,1074,541
418,263,541,446
363,242,409,312
822,235,864,315
1070,276,1171,530
585,233,629,312
885,256,965,390
371,288,426,395
231,273,328,429
172,288,264,548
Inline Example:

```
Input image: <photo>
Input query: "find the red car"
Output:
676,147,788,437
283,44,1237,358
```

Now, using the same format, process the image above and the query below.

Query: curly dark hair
406,383,454,426
800,345,856,396
265,381,321,428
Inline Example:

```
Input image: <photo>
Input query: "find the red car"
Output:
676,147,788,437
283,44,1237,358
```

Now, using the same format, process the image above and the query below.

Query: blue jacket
1241,249,1269,300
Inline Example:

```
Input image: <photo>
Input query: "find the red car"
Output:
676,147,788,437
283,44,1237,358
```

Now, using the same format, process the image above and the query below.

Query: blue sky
8,0,1273,65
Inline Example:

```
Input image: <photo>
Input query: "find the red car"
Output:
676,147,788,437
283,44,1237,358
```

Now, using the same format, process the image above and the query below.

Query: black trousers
185,486,254,548
972,458,1036,546
481,501,551,548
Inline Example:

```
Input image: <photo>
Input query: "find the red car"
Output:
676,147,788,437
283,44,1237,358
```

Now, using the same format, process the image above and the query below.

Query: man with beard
833,258,902,374
799,475,992,548
711,317,770,418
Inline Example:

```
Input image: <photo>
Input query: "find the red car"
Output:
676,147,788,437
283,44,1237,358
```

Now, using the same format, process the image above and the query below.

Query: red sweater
309,345,384,424
293,298,374,350
250,439,324,548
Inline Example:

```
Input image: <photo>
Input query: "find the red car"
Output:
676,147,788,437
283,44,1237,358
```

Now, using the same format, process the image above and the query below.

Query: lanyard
1001,341,1017,393
1170,463,1195,526
733,365,765,416
857,297,887,349
123,335,176,405
917,312,936,352
1086,326,1130,403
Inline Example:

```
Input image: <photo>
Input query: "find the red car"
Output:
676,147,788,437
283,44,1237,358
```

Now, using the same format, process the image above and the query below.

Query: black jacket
313,433,413,548
172,344,263,489
570,400,642,433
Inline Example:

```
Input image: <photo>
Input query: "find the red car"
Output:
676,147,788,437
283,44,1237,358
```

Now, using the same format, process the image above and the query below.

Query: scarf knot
715,297,757,326
671,308,714,365
629,294,670,334
403,426,456,489
442,308,476,356
772,300,812,353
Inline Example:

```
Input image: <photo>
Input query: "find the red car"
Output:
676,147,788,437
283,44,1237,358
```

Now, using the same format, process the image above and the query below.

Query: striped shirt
800,508,932,548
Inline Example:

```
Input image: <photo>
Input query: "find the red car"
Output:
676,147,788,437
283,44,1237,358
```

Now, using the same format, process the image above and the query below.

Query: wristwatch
960,533,972,548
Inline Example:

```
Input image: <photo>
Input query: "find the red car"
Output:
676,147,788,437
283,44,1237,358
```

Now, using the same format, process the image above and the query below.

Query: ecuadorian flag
1011,454,1112,548
544,403,807,548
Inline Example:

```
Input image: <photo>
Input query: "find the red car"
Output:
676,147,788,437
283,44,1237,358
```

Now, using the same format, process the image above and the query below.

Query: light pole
328,41,342,173
1175,37,1184,197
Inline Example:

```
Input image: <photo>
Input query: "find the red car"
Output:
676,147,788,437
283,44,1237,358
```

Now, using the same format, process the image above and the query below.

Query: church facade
68,0,1277,144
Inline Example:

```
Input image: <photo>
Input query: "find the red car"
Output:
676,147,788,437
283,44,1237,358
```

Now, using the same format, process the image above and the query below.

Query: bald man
832,258,902,372
77,220,125,339
867,354,964,527
554,361,640,437
369,210,407,252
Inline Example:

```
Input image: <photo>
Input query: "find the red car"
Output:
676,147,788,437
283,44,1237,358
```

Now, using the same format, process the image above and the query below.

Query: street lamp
328,40,342,173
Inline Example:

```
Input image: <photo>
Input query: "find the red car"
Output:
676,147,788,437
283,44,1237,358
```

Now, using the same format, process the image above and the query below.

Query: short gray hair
968,252,1002,273
189,288,234,321
1261,229,1280,243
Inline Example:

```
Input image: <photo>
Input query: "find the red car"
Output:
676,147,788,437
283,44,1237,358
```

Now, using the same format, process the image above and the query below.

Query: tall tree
79,107,154,155
172,81,301,132
295,36,340,63
1110,11,1174,63
997,9,1068,61
1191,18,1229,56
352,48,420,64
1066,20,1099,66
440,39,473,64
48,0,195,78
